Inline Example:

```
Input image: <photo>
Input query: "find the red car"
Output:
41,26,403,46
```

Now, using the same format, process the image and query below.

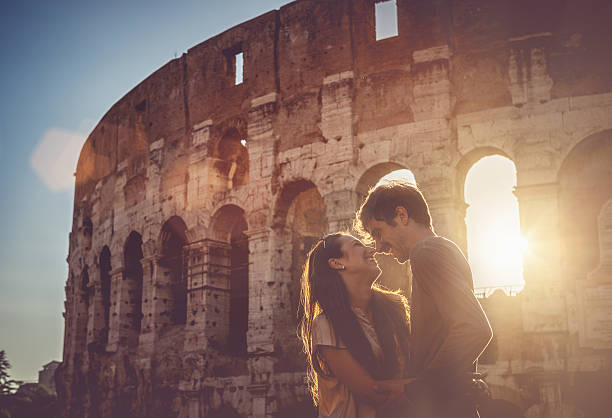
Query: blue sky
0,0,288,383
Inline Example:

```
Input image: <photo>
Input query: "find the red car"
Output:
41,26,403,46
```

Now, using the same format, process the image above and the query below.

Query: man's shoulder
410,236,462,259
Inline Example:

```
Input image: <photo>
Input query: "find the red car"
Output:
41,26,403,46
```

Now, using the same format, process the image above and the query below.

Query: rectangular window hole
135,100,146,112
375,0,398,41
224,44,244,86
235,52,243,85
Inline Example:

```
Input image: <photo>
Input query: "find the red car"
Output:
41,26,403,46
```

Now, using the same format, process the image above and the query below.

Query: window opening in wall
235,51,244,85
159,217,188,326
124,232,144,335
135,100,146,112
375,0,398,41
99,247,111,344
81,267,90,309
229,218,248,354
285,184,328,326
82,218,93,250
216,129,249,188
465,156,526,296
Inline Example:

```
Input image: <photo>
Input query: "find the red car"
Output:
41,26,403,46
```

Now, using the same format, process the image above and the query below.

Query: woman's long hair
298,233,411,405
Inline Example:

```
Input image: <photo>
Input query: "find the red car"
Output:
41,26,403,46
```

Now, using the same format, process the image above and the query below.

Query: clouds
30,128,87,191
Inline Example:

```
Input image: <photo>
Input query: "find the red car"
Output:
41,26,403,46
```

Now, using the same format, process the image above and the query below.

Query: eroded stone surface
61,1,612,417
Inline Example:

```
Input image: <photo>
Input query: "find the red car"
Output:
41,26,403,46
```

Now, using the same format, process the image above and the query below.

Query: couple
298,180,493,418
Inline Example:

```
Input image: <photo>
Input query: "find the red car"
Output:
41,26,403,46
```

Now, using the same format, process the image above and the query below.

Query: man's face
366,215,411,263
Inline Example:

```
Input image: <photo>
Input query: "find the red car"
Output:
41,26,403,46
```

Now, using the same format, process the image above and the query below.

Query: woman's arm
318,346,407,407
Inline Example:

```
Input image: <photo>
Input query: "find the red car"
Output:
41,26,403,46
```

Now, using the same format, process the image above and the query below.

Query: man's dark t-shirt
407,236,492,417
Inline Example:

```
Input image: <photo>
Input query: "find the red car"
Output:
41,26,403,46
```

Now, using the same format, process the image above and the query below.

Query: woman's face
335,235,380,282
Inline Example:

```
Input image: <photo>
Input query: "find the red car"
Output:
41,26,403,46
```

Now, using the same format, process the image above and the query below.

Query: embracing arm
318,346,407,407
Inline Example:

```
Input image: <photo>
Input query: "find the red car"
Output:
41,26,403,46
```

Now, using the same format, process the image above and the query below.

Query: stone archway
558,130,612,286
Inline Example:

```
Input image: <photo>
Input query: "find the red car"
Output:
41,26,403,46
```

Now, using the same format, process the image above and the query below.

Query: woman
298,232,412,418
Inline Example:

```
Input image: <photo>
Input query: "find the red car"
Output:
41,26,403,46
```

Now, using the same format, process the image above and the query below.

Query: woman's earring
340,265,346,270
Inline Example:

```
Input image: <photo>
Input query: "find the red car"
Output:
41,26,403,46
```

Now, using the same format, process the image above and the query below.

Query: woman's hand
373,378,416,410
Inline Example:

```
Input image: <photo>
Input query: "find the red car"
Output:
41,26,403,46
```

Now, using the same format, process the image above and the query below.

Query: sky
0,0,524,383
0,0,289,383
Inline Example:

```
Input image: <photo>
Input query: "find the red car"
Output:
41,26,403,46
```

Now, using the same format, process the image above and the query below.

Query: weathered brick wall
62,0,612,417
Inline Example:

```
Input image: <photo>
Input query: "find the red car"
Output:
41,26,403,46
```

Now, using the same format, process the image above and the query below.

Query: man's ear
395,206,410,225
328,258,344,271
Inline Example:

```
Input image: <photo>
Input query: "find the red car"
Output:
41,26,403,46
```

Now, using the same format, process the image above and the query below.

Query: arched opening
77,266,90,352
99,246,111,344
355,162,406,201
81,266,90,309
355,164,415,295
82,217,93,251
229,216,248,353
464,155,525,295
158,216,188,326
274,180,328,326
272,180,328,371
124,231,144,343
558,131,612,285
213,128,249,189
209,205,249,354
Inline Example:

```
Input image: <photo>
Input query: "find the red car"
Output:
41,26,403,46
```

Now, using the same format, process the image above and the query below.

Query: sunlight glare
465,156,526,292
377,169,416,187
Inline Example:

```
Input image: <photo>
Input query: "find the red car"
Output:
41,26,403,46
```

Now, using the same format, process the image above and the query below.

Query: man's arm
410,239,493,382
319,346,407,407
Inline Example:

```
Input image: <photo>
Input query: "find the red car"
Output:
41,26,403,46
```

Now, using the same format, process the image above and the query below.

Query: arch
272,179,320,229
124,231,144,341
208,205,249,353
273,180,328,336
82,217,93,251
355,162,407,201
210,204,248,242
99,246,112,344
73,266,90,352
557,128,612,179
158,216,189,253
158,216,189,326
211,127,249,189
557,131,612,283
80,266,90,309
464,154,524,291
455,147,511,204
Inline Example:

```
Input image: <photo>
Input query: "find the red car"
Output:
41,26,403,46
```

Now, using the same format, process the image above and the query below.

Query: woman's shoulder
313,312,342,348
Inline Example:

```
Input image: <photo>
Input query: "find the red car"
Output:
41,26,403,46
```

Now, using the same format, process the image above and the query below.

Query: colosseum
59,0,612,417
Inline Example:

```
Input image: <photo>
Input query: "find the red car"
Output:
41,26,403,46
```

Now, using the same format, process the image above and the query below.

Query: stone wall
61,0,612,417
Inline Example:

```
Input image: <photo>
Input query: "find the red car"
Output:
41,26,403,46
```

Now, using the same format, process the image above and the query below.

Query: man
354,179,493,418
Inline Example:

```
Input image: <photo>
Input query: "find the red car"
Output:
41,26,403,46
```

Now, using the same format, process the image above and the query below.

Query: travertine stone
61,1,612,417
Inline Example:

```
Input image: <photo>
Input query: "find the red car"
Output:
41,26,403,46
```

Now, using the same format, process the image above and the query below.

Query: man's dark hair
354,179,433,240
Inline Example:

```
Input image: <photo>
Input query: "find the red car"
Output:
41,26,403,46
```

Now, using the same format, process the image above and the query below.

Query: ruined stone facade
61,0,612,417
